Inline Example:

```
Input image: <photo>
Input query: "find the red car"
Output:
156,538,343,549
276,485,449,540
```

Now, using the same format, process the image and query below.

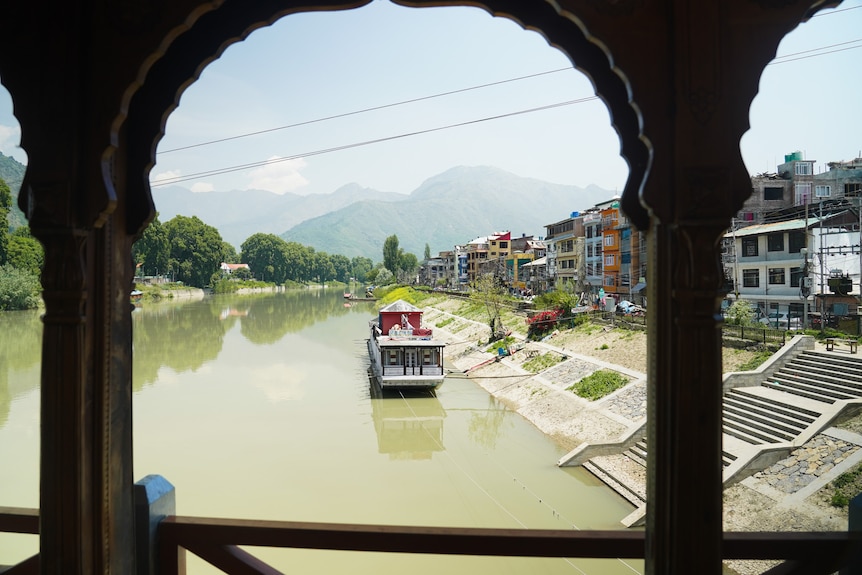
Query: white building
723,211,861,322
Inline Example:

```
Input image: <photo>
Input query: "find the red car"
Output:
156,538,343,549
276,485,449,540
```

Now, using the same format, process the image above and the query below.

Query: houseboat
367,300,446,390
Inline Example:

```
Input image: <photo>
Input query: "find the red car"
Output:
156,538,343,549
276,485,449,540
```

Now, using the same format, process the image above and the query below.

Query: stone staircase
564,346,862,527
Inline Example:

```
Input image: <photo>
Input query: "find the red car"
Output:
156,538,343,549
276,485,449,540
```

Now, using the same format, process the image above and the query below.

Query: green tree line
0,177,44,310
132,215,377,288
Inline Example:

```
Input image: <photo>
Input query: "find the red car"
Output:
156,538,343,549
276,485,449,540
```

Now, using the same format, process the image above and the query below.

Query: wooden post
135,475,176,575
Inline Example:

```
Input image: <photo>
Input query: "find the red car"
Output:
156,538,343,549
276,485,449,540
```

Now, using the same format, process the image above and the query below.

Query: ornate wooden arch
0,1,842,574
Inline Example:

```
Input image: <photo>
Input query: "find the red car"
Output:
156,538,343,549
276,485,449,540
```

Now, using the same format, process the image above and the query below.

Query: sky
0,0,860,198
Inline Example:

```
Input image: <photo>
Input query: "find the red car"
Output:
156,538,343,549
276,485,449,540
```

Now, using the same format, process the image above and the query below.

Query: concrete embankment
422,305,643,451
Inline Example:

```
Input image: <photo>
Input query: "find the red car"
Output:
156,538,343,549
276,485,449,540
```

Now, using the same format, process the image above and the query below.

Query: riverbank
421,298,858,575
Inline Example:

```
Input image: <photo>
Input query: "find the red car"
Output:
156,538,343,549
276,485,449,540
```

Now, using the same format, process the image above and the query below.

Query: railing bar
162,519,642,558
0,509,39,534
0,554,40,575
160,517,862,561
183,541,284,575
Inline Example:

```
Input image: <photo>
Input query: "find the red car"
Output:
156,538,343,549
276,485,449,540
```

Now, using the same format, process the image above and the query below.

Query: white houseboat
367,300,446,390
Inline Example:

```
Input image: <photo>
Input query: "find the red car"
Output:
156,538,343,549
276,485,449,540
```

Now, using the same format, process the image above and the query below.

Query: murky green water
0,290,642,574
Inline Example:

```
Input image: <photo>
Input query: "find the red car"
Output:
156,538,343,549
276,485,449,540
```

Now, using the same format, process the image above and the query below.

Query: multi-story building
722,210,861,323
545,214,582,290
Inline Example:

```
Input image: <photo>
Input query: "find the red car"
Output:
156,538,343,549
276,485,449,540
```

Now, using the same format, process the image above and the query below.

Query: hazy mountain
0,152,27,229
281,166,616,258
152,183,405,248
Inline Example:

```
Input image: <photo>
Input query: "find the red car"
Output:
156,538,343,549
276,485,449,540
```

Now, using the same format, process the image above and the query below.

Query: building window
767,233,784,252
815,185,831,198
605,254,615,267
499,241,508,249
768,268,785,285
764,186,783,201
794,183,812,205
795,162,812,176
846,183,862,197
587,245,593,257
790,266,803,288
604,275,616,287
586,227,593,239
742,237,758,257
789,231,806,253
604,234,614,247
743,269,759,288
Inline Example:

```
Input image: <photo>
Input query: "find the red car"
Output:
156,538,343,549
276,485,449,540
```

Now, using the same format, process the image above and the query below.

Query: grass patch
827,464,862,508
522,352,563,373
735,350,773,372
485,335,516,354
376,285,444,307
436,317,454,328
568,370,630,401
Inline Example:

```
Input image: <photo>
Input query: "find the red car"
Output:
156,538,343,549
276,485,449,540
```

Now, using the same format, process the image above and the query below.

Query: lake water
0,290,642,574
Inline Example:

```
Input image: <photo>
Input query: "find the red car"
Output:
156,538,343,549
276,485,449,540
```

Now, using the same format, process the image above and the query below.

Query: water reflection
369,382,446,459
132,290,370,390
0,310,42,429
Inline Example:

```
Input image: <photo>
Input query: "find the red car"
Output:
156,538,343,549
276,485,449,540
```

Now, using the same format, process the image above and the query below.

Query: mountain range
279,166,616,258
3,154,617,260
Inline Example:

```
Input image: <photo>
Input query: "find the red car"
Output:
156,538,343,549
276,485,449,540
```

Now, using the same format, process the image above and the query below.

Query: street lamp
800,247,810,330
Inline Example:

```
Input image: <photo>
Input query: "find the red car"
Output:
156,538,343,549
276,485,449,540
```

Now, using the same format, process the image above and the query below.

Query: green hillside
0,152,26,229
281,166,615,259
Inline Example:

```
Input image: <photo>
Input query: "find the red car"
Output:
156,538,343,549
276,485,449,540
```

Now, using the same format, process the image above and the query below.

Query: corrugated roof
379,300,422,313
726,217,823,238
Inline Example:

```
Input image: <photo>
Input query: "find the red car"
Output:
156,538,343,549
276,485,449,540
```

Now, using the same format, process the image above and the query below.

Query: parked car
759,312,801,330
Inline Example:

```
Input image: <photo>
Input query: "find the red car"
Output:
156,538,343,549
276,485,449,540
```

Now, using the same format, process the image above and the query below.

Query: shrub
526,309,562,339
0,264,42,311
568,369,629,401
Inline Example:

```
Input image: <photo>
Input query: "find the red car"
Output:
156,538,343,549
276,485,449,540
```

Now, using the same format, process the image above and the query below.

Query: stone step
725,388,821,421
789,358,862,383
770,374,858,402
722,404,801,439
802,350,862,369
722,416,788,444
723,396,812,432
762,379,838,405
778,368,862,395
582,459,646,508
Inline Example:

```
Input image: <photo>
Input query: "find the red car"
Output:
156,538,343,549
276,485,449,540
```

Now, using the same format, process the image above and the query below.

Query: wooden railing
0,507,39,575
382,365,444,376
4,506,862,574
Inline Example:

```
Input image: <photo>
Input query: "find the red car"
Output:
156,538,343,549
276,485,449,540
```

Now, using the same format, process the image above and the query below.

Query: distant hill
152,183,405,248
281,166,616,258
0,152,26,229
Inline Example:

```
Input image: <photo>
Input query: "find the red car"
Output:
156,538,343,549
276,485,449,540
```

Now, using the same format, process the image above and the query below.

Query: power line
770,38,862,65
152,31,860,186
151,97,597,187
158,67,573,154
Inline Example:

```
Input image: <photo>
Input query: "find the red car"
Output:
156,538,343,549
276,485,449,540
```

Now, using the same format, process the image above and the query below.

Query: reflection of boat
367,300,446,390
370,385,446,459
130,290,143,304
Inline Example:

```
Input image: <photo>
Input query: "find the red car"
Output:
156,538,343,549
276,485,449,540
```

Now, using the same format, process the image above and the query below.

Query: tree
241,233,289,283
0,178,10,266
350,256,373,283
164,215,226,287
382,234,402,275
725,299,756,326
329,254,351,283
132,214,170,278
471,272,509,342
398,252,418,283
424,243,431,261
0,264,41,310
312,251,336,284
6,227,44,277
